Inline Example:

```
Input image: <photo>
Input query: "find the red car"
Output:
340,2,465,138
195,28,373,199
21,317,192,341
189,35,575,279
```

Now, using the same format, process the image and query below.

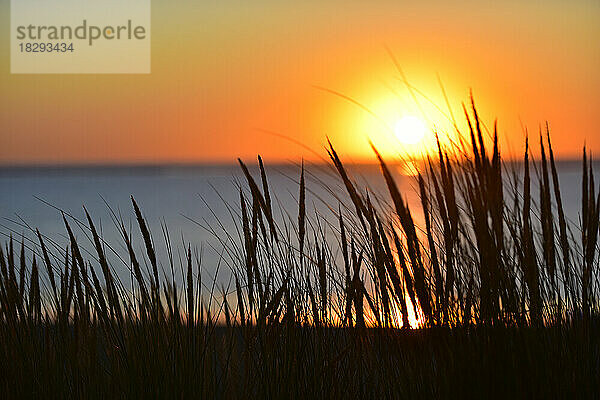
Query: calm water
0,161,593,286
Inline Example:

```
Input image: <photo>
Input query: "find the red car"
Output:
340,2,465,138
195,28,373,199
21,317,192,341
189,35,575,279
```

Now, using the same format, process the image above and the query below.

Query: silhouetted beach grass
1,99,599,398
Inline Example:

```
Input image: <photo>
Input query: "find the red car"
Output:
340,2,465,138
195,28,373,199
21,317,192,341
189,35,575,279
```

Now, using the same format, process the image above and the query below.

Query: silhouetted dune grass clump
1,100,599,398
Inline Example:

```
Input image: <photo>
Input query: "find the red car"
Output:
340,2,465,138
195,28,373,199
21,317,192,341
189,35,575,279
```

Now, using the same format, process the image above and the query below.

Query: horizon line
0,157,596,170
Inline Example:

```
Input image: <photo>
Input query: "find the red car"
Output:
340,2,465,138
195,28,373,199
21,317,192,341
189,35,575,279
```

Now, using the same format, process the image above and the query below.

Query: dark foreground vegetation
1,100,599,398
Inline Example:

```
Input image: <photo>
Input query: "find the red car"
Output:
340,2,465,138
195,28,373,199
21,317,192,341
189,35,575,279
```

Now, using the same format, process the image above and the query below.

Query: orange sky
1,1,599,164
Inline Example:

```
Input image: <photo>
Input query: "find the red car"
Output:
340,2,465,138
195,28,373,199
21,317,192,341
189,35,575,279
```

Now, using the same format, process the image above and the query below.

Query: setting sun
394,115,427,145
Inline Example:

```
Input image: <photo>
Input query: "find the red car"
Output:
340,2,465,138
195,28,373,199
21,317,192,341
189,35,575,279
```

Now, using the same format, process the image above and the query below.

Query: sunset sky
1,0,599,164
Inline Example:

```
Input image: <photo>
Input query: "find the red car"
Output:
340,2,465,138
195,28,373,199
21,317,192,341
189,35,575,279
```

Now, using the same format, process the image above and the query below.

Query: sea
0,161,593,287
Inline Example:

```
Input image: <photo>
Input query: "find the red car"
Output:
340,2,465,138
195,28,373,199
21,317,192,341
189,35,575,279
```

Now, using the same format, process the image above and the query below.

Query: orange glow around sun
329,79,452,161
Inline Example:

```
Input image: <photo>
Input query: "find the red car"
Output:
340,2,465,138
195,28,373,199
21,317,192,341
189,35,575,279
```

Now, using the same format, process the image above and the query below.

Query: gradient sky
0,0,599,164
